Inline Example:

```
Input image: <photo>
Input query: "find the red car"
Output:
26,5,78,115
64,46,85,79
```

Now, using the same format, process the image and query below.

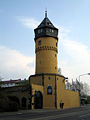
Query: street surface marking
17,113,23,114
80,113,90,118
28,110,85,120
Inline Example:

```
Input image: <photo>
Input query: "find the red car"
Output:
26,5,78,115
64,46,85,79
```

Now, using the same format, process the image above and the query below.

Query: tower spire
45,9,47,18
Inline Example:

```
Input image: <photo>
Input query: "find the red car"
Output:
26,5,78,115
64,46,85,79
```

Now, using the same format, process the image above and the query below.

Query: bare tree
71,79,90,96
81,83,90,96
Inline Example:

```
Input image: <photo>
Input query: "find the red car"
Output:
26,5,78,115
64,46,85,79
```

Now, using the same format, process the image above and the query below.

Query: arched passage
34,91,43,109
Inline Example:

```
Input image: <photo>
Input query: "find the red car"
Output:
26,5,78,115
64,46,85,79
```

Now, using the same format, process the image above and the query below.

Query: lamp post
78,73,90,105
79,73,90,82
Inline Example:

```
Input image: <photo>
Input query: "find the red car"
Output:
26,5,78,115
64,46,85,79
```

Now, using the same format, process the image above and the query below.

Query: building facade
29,12,80,109
0,79,30,110
0,79,21,88
0,85,30,110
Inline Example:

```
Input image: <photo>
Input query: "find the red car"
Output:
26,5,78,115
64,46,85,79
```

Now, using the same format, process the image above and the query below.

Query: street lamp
79,73,90,82
78,73,90,105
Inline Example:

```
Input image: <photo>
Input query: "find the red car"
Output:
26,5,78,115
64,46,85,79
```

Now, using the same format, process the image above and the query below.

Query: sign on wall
47,86,52,95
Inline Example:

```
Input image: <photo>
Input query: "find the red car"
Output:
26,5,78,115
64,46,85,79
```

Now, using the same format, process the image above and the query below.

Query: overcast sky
0,0,90,89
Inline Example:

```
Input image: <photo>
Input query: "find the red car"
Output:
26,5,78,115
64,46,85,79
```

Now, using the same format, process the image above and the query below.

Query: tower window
50,29,52,32
52,29,54,33
55,67,57,69
48,77,50,80
38,40,41,46
56,42,57,47
55,30,57,34
38,29,41,34
41,29,43,32
49,29,54,33
55,54,56,57
38,29,43,33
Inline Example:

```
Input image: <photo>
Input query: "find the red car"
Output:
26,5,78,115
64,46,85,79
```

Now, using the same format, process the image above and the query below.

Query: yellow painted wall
30,75,43,85
35,37,58,74
31,84,43,109
30,74,80,109
31,84,43,94
43,75,56,109
57,76,65,109
57,76,80,109
30,74,56,109
63,90,80,108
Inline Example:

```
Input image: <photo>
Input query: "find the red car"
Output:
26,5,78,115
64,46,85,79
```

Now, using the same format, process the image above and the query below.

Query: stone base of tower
29,73,80,109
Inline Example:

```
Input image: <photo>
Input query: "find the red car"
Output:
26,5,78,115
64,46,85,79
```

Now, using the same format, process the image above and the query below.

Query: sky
0,0,90,90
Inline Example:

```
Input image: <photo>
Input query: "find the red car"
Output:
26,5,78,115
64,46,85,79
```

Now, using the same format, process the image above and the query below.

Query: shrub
8,100,19,111
0,97,19,112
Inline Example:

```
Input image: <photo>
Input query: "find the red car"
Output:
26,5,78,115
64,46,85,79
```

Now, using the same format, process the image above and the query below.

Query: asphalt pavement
0,105,90,120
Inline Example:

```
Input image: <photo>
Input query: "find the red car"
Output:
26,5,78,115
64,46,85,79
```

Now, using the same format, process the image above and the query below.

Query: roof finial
45,8,47,18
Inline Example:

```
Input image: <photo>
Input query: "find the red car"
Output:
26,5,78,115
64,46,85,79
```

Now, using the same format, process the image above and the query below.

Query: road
0,105,90,120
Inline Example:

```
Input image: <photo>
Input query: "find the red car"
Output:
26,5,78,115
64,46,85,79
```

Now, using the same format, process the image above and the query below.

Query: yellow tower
29,11,80,110
34,11,58,74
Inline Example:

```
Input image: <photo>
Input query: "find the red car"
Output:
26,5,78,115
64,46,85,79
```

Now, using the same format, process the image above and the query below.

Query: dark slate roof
37,17,56,29
34,11,58,40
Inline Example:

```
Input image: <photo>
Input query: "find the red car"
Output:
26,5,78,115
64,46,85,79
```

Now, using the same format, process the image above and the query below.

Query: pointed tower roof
38,11,55,28
34,11,58,41
37,11,56,29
